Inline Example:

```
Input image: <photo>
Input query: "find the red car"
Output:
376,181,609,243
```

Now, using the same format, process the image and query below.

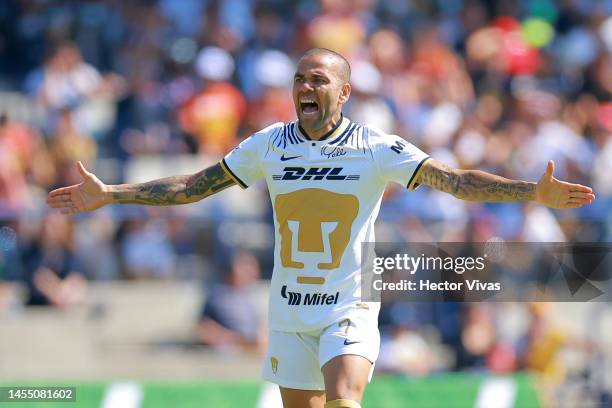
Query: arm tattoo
417,160,536,202
109,162,236,205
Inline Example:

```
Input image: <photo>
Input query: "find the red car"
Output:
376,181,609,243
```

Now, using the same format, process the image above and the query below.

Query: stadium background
0,0,611,406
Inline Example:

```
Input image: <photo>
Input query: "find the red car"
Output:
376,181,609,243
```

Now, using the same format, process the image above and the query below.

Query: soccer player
47,48,595,408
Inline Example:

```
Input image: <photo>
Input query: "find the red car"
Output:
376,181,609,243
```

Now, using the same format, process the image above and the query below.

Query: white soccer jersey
222,116,429,332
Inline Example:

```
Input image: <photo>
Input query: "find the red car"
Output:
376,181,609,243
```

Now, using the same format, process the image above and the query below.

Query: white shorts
262,305,380,391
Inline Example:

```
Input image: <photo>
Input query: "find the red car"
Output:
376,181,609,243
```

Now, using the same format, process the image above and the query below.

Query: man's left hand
536,160,595,209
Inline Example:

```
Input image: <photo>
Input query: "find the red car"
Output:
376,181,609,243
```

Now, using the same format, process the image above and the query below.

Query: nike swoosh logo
344,339,360,346
280,154,301,161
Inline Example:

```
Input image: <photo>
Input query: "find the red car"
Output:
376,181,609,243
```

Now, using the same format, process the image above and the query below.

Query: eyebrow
293,72,330,80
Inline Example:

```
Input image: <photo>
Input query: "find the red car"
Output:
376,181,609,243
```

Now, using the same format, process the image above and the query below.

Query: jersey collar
297,115,350,143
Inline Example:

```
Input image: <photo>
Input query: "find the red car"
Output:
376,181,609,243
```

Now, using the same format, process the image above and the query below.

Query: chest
262,142,379,195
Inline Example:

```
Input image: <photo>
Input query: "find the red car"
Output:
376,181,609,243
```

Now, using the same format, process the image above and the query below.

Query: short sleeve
222,122,283,188
371,129,430,190
221,135,264,189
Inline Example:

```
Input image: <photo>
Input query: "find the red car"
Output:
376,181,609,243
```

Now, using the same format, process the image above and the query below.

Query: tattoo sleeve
416,159,536,202
108,162,236,205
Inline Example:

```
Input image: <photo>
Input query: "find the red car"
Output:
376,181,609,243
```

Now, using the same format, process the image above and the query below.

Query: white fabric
224,117,429,332
262,304,380,390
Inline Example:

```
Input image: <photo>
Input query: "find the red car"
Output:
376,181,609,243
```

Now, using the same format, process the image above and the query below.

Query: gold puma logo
274,189,359,276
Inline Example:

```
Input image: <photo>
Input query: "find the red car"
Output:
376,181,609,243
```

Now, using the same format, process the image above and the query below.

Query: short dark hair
300,48,351,83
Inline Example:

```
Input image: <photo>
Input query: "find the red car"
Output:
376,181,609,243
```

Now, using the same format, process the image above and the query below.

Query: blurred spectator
518,303,571,407
178,47,247,155
31,42,124,141
49,110,98,184
0,113,56,220
73,211,120,281
520,303,568,380
304,0,367,58
0,221,20,316
345,60,395,133
377,326,445,376
243,49,296,132
19,213,87,308
0,114,31,216
457,304,496,370
120,217,177,279
197,251,264,352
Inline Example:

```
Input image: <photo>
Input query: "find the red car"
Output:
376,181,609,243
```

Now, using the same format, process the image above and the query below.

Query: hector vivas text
370,253,501,292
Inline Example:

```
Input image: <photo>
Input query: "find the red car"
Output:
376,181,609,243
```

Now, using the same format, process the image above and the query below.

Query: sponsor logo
281,285,302,305
391,140,406,154
280,153,301,161
270,357,278,374
280,285,339,306
343,339,360,346
272,167,360,181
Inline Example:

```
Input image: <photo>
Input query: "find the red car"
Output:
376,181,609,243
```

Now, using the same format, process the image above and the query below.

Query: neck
301,112,343,140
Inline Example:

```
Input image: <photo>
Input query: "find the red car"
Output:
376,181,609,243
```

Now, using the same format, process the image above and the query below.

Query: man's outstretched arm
47,161,236,214
415,159,595,209
109,162,235,205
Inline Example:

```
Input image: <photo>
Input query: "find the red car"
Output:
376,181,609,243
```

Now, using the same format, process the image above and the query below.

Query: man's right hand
47,162,111,214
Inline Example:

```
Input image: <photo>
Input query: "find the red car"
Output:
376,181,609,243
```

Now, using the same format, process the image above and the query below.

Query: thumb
77,161,91,179
545,160,554,181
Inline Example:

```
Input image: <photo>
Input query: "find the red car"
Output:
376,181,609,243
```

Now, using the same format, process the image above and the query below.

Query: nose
297,80,314,92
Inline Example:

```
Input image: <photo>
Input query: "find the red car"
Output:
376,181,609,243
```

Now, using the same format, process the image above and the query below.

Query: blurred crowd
0,0,611,403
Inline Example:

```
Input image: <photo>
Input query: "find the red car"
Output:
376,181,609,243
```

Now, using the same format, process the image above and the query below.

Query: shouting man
48,48,595,408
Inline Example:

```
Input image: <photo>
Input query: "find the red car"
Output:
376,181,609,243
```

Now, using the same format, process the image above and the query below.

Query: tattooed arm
415,159,595,209
47,161,236,214
109,163,235,205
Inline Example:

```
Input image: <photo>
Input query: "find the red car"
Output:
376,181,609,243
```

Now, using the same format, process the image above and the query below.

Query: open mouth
300,99,319,115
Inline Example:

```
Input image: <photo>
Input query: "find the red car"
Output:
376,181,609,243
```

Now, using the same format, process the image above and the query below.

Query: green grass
363,373,539,408
0,373,540,408
142,381,261,408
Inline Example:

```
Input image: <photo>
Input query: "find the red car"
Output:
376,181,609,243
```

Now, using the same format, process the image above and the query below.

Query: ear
338,82,351,104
